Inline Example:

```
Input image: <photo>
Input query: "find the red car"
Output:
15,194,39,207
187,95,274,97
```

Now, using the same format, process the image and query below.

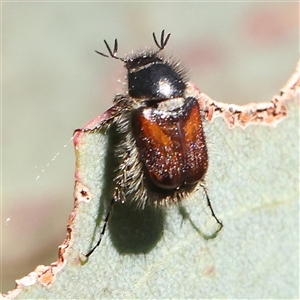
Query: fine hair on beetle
76,30,223,258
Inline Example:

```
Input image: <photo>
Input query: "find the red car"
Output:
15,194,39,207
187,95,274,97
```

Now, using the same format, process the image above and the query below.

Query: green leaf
4,64,299,300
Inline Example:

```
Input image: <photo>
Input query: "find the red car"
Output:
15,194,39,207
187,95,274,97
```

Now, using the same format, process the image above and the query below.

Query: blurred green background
2,1,298,294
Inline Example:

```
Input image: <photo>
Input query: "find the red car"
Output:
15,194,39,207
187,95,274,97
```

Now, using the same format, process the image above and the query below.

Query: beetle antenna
153,29,171,51
95,38,124,61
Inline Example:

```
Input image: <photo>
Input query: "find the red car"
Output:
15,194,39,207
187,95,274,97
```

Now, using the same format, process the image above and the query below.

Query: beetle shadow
95,124,165,255
108,202,165,254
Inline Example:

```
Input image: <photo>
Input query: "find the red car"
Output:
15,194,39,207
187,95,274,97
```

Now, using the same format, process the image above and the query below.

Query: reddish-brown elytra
76,30,222,258
132,97,208,191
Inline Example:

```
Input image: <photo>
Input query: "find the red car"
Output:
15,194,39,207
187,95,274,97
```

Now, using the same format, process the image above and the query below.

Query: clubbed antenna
152,29,171,51
95,38,124,61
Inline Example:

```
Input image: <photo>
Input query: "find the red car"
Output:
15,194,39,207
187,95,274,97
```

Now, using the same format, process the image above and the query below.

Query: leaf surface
4,64,299,300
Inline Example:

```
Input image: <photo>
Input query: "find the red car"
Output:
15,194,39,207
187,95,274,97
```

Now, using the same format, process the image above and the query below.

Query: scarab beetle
76,30,222,257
